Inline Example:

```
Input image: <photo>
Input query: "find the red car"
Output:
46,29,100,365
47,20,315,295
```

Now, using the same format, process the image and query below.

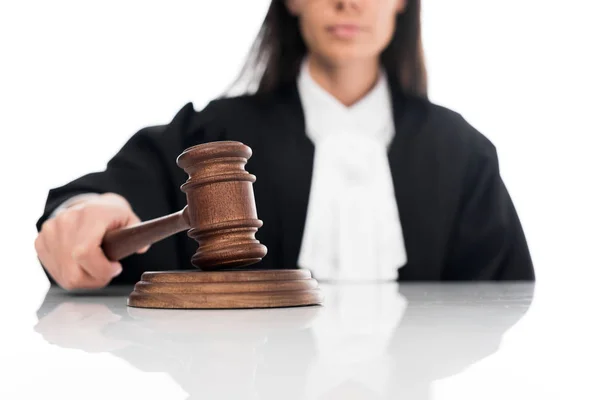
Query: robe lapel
387,88,420,278
263,84,315,269
387,87,444,279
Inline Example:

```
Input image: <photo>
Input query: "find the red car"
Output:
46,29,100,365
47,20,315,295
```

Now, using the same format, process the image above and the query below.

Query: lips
326,24,363,39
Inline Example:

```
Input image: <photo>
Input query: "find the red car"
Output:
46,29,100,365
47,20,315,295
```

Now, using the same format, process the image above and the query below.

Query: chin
318,45,378,66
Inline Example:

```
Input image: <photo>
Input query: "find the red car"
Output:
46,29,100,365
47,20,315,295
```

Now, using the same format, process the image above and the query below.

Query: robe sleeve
35,101,222,284
444,136,535,281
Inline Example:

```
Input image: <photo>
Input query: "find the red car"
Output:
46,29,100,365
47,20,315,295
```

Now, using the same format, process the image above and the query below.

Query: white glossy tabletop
4,282,599,399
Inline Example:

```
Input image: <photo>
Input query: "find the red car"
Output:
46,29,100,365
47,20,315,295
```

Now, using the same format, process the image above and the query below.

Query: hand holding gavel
35,141,268,291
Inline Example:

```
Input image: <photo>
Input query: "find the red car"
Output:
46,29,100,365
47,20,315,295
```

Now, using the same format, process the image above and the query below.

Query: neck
307,55,380,107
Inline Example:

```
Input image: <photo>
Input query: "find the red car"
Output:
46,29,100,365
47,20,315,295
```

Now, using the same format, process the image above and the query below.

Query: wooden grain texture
142,269,313,283
127,269,324,309
99,141,323,309
176,141,267,270
100,141,267,270
102,207,190,261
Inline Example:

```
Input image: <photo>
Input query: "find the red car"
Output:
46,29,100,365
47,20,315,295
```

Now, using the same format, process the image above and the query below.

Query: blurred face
286,0,406,65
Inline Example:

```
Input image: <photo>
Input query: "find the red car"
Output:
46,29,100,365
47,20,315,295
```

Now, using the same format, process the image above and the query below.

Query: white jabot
296,59,407,282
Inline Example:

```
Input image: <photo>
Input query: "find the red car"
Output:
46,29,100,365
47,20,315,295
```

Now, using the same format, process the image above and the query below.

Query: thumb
136,245,151,254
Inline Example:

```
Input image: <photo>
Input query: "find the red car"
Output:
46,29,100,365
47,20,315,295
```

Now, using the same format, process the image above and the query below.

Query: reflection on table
34,283,534,399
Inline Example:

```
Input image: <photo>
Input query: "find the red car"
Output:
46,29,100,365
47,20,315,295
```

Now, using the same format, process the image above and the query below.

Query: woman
35,0,535,290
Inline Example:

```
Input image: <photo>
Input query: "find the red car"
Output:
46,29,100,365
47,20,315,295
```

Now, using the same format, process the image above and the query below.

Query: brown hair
234,0,428,98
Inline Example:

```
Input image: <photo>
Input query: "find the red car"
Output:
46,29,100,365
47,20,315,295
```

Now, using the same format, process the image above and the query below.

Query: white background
0,1,599,398
1,0,598,292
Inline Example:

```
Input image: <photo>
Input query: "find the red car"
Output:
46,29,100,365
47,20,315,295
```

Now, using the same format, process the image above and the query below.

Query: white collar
296,58,407,282
297,59,395,148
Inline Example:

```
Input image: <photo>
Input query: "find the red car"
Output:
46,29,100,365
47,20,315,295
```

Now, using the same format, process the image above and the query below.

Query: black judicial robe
36,83,535,283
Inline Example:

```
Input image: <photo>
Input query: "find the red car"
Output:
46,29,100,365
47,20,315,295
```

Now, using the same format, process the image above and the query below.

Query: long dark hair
232,0,427,98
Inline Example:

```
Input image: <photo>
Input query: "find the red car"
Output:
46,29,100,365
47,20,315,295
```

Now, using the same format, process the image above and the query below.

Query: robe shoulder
174,90,499,165
400,93,498,159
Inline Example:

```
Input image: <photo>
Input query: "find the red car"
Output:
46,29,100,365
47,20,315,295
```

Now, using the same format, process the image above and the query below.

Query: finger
59,264,112,291
101,206,150,255
72,244,122,283
77,204,148,262
80,204,137,246
34,232,47,261
35,232,60,282
35,223,64,283
50,239,107,290
73,209,129,281
127,211,142,226
102,205,141,232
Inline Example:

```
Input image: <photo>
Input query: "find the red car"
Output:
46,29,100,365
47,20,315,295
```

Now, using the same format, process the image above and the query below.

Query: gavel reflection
33,284,535,399
34,289,320,400
101,141,268,270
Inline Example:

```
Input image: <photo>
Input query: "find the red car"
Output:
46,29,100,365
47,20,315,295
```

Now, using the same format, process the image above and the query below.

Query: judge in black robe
35,81,535,284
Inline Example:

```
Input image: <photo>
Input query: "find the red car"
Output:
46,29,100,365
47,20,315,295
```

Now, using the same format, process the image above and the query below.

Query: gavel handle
101,206,191,261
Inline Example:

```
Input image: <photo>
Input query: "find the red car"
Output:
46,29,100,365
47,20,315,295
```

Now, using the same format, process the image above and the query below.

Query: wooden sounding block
100,141,323,309
128,269,323,309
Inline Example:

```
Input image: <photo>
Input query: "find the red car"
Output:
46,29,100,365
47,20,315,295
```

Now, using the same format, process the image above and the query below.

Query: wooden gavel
101,141,268,270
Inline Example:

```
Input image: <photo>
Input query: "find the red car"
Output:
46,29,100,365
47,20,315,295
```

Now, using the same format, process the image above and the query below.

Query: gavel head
176,141,268,270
